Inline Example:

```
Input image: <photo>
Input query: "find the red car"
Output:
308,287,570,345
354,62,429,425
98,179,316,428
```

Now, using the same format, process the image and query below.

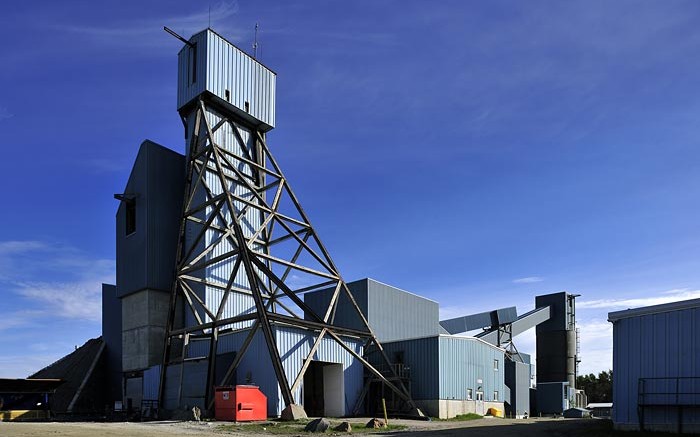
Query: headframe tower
158,28,421,417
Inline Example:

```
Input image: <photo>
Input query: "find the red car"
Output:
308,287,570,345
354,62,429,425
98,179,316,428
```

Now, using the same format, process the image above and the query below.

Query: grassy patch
218,420,406,434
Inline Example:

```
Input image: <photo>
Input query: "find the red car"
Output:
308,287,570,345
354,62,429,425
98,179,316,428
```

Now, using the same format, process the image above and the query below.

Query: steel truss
158,98,420,415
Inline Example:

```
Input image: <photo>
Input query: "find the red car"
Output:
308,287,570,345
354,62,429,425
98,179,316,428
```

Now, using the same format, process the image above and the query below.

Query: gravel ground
0,417,616,437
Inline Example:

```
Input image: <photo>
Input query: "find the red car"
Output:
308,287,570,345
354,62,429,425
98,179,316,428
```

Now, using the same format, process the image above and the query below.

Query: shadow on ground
397,419,680,437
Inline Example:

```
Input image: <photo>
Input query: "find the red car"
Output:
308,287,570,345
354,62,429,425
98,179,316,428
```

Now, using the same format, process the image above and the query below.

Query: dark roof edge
608,297,700,322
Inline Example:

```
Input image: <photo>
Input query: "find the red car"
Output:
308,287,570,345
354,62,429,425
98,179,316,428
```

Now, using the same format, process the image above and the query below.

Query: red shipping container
214,385,267,421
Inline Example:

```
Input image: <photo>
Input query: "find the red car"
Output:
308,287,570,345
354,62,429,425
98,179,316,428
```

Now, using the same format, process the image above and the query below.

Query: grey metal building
306,279,507,418
609,298,700,433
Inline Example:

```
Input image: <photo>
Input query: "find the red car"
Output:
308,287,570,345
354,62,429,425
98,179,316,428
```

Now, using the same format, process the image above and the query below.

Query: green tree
576,370,612,403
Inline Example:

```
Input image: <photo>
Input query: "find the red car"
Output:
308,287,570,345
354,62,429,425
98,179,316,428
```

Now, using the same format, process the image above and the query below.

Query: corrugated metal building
177,28,275,132
609,298,700,433
368,335,505,418
305,278,440,342
307,279,505,418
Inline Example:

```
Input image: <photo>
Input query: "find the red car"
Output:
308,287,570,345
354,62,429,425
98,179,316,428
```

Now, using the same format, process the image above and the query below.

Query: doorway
303,361,344,417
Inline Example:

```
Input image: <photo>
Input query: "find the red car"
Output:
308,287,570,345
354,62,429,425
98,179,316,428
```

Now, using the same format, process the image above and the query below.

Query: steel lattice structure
158,97,420,415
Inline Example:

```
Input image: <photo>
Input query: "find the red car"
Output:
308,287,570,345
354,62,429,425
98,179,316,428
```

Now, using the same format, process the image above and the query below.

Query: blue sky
2,1,700,378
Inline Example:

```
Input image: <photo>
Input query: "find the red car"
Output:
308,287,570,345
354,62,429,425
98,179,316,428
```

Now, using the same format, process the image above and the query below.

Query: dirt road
0,417,628,437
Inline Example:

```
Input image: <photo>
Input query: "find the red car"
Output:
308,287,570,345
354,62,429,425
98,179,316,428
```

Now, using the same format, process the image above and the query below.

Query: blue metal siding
116,141,184,298
612,306,700,428
186,329,279,414
377,337,440,400
177,31,208,111
367,280,440,342
206,30,276,129
177,30,276,129
438,336,505,402
275,326,364,416
143,365,160,401
182,106,261,330
306,278,439,343
304,279,368,332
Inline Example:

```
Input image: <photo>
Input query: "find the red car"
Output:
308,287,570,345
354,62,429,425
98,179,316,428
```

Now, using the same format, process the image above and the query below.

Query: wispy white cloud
576,318,613,375
53,1,243,51
0,240,49,254
0,106,13,121
0,240,114,322
513,276,544,284
577,288,700,310
0,310,46,332
14,281,104,322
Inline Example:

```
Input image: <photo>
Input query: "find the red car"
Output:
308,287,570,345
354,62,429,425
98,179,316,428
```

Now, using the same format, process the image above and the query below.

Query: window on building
494,359,499,371
190,43,197,84
125,200,136,235
476,391,484,401
493,390,499,401
467,389,473,400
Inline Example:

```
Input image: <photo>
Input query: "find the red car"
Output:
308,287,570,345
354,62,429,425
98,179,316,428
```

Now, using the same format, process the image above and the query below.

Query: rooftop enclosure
305,278,441,342
609,298,700,433
177,28,276,131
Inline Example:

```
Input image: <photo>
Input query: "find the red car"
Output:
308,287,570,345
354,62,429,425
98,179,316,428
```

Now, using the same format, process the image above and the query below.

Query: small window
494,359,499,371
244,101,250,112
476,391,484,401
467,389,473,400
125,200,136,235
225,89,230,101
493,390,499,401
190,43,197,84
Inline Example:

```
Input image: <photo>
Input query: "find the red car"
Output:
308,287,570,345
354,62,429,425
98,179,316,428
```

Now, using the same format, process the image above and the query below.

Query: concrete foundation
121,290,169,371
415,399,504,419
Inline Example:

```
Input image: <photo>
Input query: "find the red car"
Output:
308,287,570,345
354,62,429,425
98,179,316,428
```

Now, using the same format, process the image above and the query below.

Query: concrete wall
121,290,170,371
415,400,504,419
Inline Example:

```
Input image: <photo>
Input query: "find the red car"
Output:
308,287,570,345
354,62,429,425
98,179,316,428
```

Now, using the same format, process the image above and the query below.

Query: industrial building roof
383,333,507,352
0,378,64,393
608,297,700,322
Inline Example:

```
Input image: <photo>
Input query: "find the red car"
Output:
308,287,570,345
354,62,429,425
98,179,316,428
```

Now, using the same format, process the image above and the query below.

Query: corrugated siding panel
183,105,265,329
612,306,700,428
376,337,440,400
177,31,208,110
184,329,279,414
306,279,440,343
143,365,160,400
367,280,440,342
145,143,185,293
304,280,368,332
177,30,275,128
205,30,275,128
275,326,364,416
438,337,505,402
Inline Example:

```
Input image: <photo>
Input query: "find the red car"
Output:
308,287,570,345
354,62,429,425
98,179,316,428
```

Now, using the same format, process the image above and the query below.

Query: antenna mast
253,22,259,58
